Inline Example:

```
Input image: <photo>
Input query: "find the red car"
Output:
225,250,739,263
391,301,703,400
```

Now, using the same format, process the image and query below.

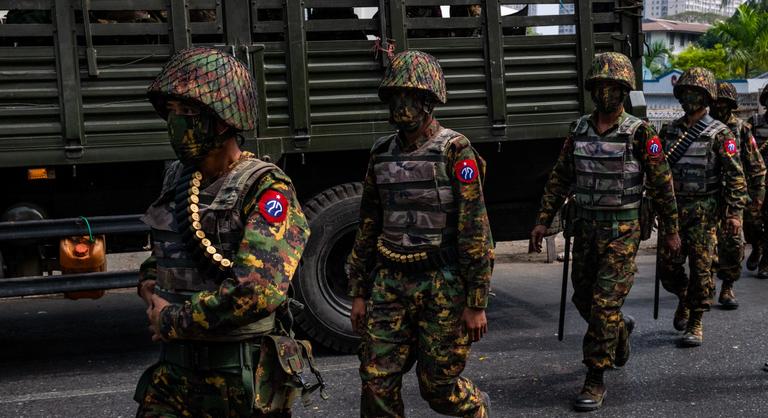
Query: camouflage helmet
716,81,739,109
673,67,717,102
147,47,257,131
760,84,768,107
378,50,447,104
585,52,635,91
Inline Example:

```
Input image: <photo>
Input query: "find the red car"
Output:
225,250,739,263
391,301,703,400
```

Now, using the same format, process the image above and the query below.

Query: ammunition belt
161,340,254,372
376,237,458,273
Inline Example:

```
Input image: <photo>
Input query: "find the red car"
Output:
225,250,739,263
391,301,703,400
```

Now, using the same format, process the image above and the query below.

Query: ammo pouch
254,335,329,412
639,194,655,241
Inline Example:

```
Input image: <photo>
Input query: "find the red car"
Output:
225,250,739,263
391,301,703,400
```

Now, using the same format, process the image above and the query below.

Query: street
1,249,768,418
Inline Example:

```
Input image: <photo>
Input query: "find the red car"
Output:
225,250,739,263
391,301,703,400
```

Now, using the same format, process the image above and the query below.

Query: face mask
167,112,225,165
710,100,732,121
389,91,430,133
591,84,626,114
678,89,708,115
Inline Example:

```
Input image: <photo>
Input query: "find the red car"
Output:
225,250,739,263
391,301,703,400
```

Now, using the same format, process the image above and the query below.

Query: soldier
530,52,681,412
749,84,768,278
710,81,766,307
657,67,747,347
347,50,493,418
133,47,310,417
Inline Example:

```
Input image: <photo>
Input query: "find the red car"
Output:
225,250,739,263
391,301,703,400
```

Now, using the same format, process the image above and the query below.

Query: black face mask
678,89,709,115
591,84,627,114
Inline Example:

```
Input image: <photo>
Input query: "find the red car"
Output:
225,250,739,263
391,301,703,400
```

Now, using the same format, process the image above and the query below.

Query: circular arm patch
646,136,662,157
258,190,288,223
724,138,738,156
454,159,479,183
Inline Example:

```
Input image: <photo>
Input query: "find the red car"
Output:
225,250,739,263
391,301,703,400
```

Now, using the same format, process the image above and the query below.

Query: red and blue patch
646,136,663,158
454,159,479,183
724,138,738,156
258,190,288,223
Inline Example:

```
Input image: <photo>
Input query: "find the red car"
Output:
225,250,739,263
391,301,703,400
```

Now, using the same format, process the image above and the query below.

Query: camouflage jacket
139,170,310,340
661,115,748,219
536,112,680,235
726,114,766,204
347,119,494,309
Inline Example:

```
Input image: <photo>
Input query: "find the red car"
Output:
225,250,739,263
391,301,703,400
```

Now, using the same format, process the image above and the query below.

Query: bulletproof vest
750,113,768,159
372,127,460,251
664,114,725,196
571,114,644,210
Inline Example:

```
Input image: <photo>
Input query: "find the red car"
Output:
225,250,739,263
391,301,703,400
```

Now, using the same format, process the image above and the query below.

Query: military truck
0,0,644,353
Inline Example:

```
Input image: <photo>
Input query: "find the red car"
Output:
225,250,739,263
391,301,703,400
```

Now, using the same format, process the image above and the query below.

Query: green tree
671,44,732,78
644,41,672,77
713,3,768,76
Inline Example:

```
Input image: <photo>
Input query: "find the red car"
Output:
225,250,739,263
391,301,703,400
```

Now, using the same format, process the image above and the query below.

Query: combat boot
572,368,606,412
718,281,739,310
758,255,768,279
680,311,703,347
673,300,689,331
747,245,761,271
614,315,635,368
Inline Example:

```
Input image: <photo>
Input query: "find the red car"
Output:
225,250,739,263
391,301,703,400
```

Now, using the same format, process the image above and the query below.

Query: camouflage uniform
134,47,310,418
712,81,766,289
535,52,679,412
657,68,747,343
749,85,768,277
347,51,493,418
536,54,679,370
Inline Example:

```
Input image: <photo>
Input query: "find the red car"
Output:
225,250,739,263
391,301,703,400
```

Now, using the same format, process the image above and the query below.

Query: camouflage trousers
658,197,718,312
743,202,763,246
359,265,486,418
570,217,640,370
135,361,288,418
715,219,744,282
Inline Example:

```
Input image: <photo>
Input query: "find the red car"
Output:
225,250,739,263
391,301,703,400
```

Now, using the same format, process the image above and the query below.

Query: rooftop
642,18,711,34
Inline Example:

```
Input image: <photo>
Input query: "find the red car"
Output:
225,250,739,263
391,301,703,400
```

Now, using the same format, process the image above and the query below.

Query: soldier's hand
462,307,488,342
664,232,682,257
529,224,548,253
147,294,170,342
138,279,156,306
350,297,367,334
726,217,742,236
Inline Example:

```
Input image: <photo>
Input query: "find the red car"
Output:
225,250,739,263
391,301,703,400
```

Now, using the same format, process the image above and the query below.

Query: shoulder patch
258,189,288,223
724,138,739,156
751,135,758,150
646,136,663,158
455,159,479,183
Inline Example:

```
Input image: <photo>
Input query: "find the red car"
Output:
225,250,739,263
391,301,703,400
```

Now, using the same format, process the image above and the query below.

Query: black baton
558,234,571,341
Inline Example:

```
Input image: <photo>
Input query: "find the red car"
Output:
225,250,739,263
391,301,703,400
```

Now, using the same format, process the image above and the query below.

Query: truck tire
294,183,362,353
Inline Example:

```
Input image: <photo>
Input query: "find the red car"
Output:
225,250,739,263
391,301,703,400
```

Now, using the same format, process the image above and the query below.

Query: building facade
645,0,744,19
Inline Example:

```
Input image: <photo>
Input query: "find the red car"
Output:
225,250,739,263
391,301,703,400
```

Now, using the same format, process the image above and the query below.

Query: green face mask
167,113,225,165
678,89,709,115
710,100,732,122
389,91,431,133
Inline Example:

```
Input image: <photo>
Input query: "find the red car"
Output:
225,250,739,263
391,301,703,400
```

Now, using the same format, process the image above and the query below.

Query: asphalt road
2,252,768,418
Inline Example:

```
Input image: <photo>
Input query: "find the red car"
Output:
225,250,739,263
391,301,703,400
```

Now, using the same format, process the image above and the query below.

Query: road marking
0,386,134,403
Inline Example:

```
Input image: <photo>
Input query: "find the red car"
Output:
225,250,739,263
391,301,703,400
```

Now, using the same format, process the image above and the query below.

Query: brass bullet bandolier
171,153,257,281
664,118,708,164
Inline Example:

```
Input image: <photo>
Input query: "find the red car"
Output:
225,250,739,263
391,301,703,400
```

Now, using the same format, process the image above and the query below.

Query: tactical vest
664,115,725,196
750,113,768,160
571,114,644,210
371,127,460,252
142,157,278,340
